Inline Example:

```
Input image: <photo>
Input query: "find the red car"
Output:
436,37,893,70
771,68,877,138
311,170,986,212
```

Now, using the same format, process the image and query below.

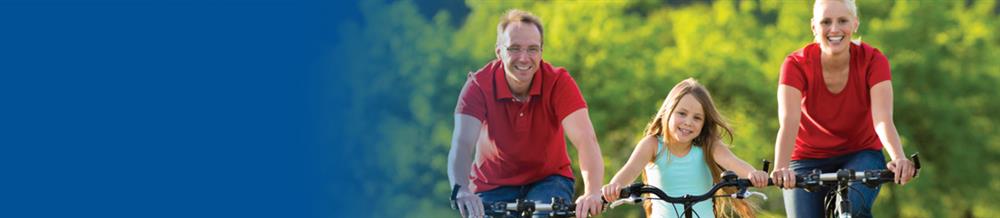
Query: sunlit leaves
339,0,1000,217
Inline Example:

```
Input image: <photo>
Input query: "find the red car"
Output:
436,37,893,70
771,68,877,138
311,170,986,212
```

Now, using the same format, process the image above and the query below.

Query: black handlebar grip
762,159,771,173
910,153,921,177
450,184,461,210
451,184,460,200
621,183,644,198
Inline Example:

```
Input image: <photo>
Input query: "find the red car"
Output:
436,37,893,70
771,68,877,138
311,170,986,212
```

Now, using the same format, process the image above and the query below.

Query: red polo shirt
455,59,587,193
780,42,891,160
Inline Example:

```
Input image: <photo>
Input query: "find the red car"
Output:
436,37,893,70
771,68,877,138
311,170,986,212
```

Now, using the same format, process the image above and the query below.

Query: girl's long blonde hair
639,78,757,218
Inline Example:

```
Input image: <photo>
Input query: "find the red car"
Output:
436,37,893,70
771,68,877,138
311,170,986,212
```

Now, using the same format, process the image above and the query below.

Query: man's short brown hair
496,9,544,47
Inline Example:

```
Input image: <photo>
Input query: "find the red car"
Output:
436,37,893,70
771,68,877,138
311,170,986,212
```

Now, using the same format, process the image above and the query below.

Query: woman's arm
870,81,916,185
601,135,658,201
772,85,802,189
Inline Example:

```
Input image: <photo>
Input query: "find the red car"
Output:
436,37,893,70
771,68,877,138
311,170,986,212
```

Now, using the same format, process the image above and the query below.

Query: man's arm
448,114,482,188
561,109,604,216
448,114,483,218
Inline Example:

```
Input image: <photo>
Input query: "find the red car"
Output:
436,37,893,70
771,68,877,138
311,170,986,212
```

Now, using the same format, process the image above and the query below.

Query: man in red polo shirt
447,9,605,218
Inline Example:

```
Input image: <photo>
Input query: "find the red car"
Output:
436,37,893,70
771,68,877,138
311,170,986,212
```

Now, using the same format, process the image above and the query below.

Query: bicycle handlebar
614,171,772,206
612,160,776,209
794,153,921,191
482,197,576,217
454,154,919,217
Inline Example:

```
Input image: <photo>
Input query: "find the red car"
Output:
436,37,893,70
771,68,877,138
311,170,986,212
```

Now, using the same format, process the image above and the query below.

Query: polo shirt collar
495,60,543,101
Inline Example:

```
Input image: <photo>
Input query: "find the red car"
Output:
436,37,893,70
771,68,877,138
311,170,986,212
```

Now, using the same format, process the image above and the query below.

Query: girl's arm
772,84,802,189
712,141,755,177
870,81,916,185
601,135,658,201
712,141,769,187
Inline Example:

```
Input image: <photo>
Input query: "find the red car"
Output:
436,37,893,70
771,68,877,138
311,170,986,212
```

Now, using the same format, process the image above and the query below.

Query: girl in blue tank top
602,78,770,218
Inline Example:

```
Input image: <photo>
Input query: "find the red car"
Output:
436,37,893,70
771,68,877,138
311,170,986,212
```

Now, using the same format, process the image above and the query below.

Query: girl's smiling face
665,94,705,146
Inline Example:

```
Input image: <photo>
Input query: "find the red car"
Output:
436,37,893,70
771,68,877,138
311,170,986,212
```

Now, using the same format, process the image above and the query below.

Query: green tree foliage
334,0,999,217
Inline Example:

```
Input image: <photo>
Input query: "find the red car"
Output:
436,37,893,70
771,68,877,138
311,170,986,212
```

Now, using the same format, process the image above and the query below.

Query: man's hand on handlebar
575,191,604,217
454,186,484,218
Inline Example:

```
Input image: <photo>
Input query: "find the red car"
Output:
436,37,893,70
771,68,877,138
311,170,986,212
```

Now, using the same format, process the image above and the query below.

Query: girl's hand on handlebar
747,170,769,188
887,158,916,185
601,183,623,202
770,168,797,189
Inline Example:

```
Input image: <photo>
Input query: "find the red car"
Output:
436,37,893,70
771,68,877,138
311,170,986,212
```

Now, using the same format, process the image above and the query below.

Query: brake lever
731,191,768,200
745,191,768,201
609,196,642,208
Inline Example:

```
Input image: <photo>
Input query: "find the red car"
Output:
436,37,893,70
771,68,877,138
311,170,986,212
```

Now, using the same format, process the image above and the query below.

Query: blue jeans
782,150,886,218
477,175,575,217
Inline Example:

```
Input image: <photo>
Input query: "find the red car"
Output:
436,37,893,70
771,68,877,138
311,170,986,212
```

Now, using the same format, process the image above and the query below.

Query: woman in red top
769,0,917,217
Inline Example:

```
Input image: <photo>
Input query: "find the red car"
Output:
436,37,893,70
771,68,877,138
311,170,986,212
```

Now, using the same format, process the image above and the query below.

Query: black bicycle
793,153,921,218
608,161,774,218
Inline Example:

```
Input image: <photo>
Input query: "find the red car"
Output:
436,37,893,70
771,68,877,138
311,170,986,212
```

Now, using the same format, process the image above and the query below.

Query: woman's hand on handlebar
747,170,769,188
770,168,797,189
886,158,916,185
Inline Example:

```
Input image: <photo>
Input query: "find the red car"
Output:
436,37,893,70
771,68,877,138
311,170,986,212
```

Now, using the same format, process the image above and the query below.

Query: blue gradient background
1,0,363,217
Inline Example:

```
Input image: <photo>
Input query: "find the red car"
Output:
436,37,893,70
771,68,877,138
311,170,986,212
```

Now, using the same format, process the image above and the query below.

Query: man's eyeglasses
504,46,542,55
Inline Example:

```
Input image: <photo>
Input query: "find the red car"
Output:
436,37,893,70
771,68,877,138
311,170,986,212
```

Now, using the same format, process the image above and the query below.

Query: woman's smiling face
812,0,858,56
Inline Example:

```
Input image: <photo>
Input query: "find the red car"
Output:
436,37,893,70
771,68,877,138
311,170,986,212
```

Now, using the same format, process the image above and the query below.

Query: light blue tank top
643,137,714,218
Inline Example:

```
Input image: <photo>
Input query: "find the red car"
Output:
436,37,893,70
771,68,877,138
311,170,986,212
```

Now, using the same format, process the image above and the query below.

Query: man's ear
495,46,501,60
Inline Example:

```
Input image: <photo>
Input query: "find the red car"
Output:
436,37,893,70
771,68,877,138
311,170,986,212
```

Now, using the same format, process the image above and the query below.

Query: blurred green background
333,0,999,217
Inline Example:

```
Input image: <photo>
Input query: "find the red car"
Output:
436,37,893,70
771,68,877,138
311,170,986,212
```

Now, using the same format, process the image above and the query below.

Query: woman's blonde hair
639,78,757,218
813,0,858,19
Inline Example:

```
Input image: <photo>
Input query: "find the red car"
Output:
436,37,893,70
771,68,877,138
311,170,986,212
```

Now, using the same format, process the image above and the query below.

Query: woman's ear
810,19,819,40
854,19,861,33
810,18,816,34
